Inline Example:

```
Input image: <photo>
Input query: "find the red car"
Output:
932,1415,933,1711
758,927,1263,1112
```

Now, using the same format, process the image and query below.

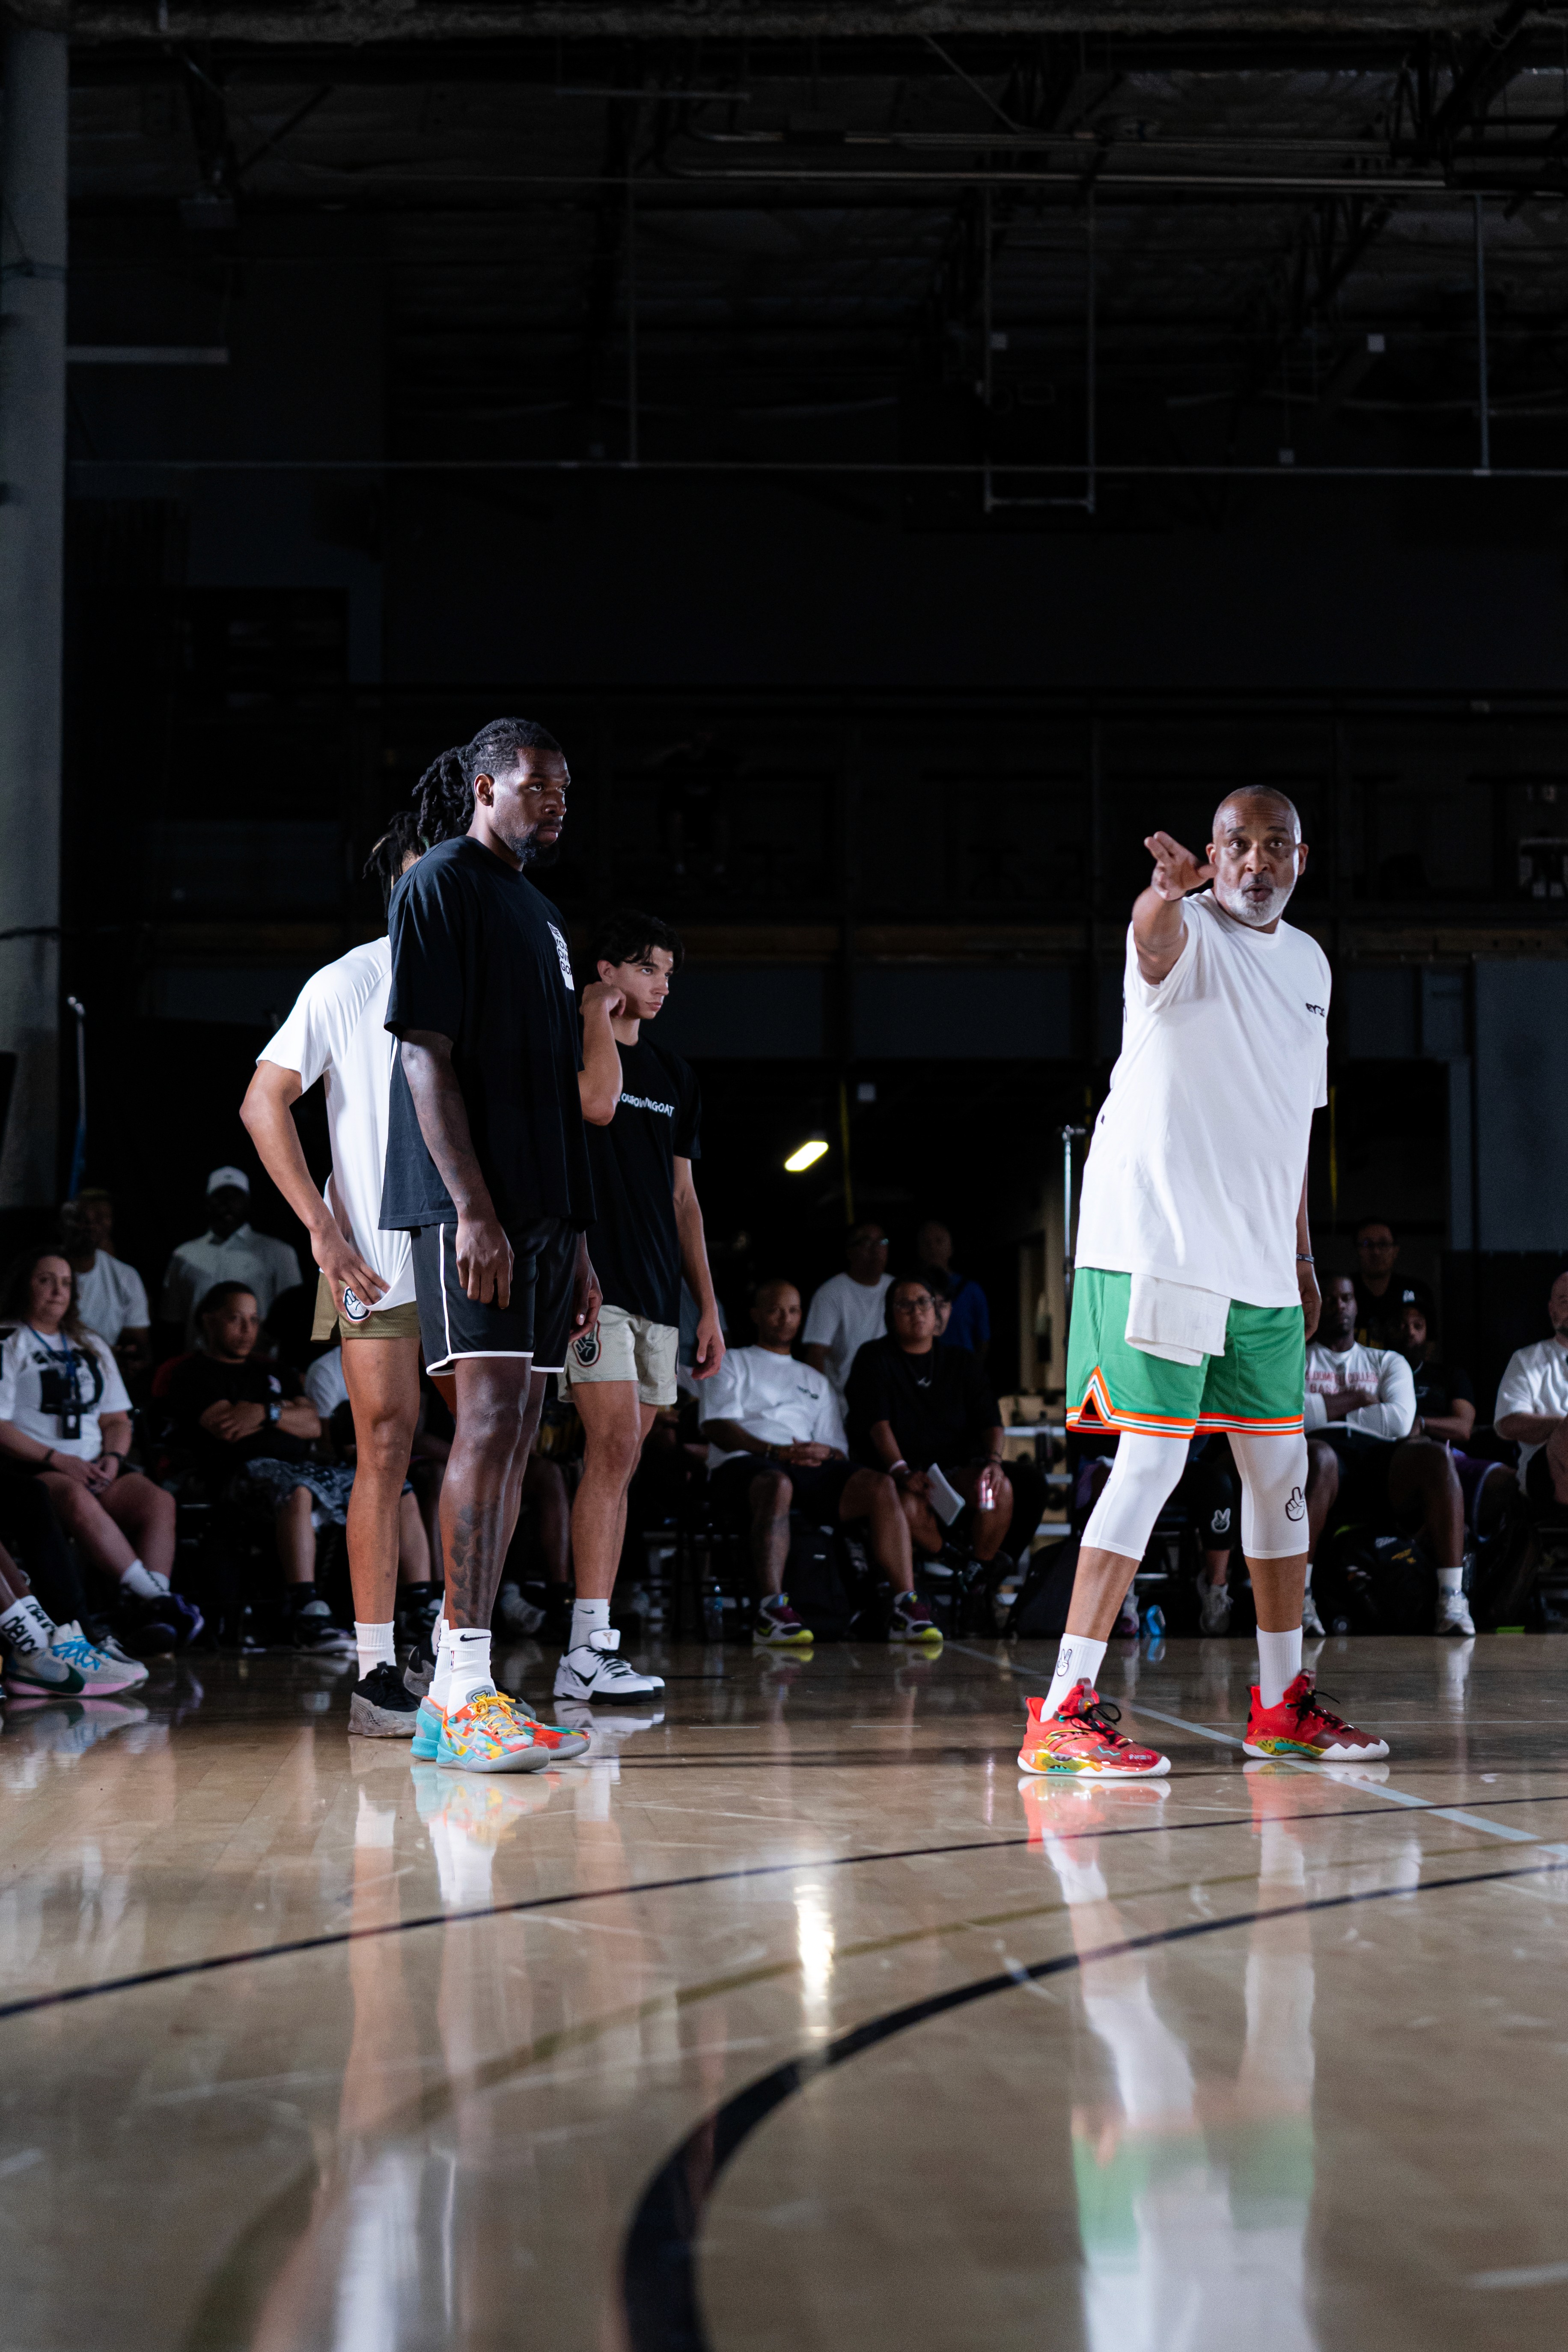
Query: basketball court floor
5,1633,1568,2351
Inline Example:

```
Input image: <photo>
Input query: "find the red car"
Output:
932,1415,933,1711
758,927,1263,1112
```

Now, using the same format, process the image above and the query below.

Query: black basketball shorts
411,1216,579,1375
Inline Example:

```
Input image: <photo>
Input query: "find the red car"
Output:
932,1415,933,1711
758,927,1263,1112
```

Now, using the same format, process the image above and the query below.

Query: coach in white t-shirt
696,1279,938,1646
239,823,430,1734
1023,791,1390,1778
801,1223,893,1398
1495,1269,1568,1507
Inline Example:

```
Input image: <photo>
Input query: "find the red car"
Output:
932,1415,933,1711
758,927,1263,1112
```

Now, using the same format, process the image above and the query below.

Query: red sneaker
1244,1669,1389,1762
1017,1681,1170,1778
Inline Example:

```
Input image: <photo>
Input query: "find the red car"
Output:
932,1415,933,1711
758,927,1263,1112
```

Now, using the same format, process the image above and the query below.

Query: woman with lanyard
0,1246,186,1662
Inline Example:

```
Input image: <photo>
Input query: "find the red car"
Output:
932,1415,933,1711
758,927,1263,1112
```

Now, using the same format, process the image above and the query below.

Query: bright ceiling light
784,1138,829,1173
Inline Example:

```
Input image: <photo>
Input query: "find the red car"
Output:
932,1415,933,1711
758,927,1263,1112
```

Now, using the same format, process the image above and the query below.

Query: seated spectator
1396,1294,1511,1538
1494,1269,1568,1513
59,1189,151,1377
304,1343,435,1606
915,1220,991,1365
698,1279,939,1647
845,1275,1013,1578
1352,1217,1432,1349
1304,1272,1470,1637
0,1246,190,1654
165,1281,352,1654
159,1166,302,1352
800,1223,892,1401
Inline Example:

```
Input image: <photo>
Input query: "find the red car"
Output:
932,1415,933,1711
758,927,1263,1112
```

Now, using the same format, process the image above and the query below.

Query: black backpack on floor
782,1518,862,1641
1006,1534,1080,1640
1312,1527,1434,1636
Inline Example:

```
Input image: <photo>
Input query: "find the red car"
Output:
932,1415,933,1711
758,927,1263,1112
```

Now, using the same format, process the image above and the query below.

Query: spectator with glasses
845,1275,1014,1576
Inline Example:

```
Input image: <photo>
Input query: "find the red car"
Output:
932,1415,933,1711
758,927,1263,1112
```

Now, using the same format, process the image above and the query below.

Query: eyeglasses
891,1295,934,1312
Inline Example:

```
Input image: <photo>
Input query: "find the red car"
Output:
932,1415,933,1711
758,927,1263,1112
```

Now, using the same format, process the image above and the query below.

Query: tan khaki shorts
561,1303,679,1407
312,1270,424,1345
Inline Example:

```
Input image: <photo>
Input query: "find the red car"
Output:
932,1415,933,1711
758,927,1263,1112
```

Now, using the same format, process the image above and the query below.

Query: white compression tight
1227,1430,1310,1559
1080,1429,1310,1563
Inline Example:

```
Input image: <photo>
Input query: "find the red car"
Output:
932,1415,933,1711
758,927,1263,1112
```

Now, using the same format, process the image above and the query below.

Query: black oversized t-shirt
379,838,595,1232
584,1035,701,1327
1410,1356,1475,1423
844,1336,1000,1472
165,1353,311,1484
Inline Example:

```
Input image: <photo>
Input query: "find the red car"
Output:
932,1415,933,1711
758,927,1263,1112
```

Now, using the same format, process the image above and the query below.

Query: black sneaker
290,1595,355,1657
116,1594,182,1660
349,1662,420,1737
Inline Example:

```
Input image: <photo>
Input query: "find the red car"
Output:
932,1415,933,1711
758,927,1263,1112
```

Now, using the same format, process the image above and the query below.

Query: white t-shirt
697,1345,848,1470
303,1346,349,1419
259,937,414,1314
73,1252,150,1347
1074,892,1331,1309
161,1225,303,1347
0,1325,131,1462
1495,1336,1568,1490
800,1270,893,1396
1303,1341,1415,1442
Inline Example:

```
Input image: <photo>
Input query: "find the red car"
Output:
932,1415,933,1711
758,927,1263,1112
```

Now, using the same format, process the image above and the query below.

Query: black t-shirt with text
166,1353,310,1484
844,1335,1000,1472
1410,1356,1475,1423
585,1035,701,1326
380,838,594,1232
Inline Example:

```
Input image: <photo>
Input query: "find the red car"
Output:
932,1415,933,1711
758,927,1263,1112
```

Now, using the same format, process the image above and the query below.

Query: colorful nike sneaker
435,1687,551,1774
1244,1670,1389,1762
490,1689,589,1760
888,1592,943,1646
1017,1682,1171,1778
754,1594,814,1648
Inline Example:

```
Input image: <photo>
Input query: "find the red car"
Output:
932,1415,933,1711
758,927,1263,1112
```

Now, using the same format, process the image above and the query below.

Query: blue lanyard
26,1327,83,1405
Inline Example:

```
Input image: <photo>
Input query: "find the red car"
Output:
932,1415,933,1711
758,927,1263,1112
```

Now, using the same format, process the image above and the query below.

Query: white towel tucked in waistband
1125,1275,1229,1367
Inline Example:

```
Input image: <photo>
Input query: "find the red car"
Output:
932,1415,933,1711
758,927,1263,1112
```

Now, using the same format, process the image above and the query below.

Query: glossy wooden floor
6,1631,1568,2351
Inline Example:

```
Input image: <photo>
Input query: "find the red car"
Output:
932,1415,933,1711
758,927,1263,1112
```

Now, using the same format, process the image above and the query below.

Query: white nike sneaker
51,1621,150,1694
1300,1587,1327,1638
1436,1592,1476,1637
552,1628,666,1703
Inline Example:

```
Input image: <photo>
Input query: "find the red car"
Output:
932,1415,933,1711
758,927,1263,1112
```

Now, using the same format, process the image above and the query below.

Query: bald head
1207,790,1307,930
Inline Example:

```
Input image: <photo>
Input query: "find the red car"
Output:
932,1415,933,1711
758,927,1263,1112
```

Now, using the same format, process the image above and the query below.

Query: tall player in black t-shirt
558,909,726,1704
381,718,606,1772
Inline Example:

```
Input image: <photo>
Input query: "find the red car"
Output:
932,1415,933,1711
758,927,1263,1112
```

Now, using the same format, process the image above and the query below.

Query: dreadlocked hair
413,717,563,850
363,807,425,913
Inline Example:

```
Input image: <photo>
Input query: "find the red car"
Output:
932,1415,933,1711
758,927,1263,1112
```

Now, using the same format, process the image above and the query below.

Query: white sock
429,1615,452,1709
1257,1626,1303,1710
446,1627,494,1713
570,1597,610,1653
1437,1567,1464,1598
18,1597,56,1649
1045,1634,1108,1719
0,1598,48,1658
355,1621,396,1682
122,1561,161,1601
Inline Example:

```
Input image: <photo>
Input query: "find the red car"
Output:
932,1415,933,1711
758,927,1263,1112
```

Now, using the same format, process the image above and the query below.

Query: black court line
2,1786,1563,2029
619,1854,1568,2352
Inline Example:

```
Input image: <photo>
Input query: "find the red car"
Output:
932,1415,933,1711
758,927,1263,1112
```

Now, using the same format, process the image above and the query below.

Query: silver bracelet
1295,1252,1315,1263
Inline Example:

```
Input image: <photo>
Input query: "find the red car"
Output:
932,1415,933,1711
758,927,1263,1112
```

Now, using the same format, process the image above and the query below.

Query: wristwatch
265,1399,281,1426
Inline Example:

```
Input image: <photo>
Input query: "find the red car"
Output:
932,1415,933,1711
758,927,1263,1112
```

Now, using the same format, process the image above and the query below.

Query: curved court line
620,1854,1568,2352
1,1785,1559,2029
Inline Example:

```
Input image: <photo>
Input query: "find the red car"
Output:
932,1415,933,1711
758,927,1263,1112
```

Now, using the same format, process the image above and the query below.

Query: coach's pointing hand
1144,833,1215,901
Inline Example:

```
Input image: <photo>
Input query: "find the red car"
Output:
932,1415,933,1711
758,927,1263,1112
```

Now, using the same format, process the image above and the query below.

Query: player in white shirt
241,815,431,1738
698,1280,939,1646
1495,1271,1568,1510
800,1223,893,1399
1023,791,1388,1779
1302,1272,1471,1636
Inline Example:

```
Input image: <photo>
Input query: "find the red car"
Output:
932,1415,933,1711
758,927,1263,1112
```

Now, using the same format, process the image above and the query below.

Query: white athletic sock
446,1627,494,1713
0,1598,49,1658
1436,1566,1464,1598
570,1597,611,1653
18,1596,56,1649
1257,1627,1303,1710
122,1561,161,1601
429,1615,452,1709
1045,1634,1108,1719
355,1621,396,1683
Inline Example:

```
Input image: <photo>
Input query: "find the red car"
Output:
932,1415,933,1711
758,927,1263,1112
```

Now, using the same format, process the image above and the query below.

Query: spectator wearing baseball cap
158,1166,303,1352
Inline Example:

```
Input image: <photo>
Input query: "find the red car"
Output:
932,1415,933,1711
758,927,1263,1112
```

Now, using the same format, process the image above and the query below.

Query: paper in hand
925,1464,966,1527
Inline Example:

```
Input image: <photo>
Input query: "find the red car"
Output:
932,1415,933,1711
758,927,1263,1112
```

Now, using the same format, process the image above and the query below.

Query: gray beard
1214,873,1295,928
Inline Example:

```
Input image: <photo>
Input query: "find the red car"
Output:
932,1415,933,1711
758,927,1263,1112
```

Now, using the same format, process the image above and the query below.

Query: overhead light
784,1139,828,1173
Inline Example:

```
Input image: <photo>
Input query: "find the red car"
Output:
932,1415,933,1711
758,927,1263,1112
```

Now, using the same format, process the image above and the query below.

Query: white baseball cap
206,1165,251,1195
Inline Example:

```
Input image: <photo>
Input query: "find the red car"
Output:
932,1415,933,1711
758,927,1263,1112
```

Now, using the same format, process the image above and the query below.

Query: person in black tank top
556,910,727,1705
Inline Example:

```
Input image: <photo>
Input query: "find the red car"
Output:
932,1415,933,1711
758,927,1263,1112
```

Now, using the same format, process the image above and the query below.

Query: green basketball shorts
1066,1267,1306,1440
